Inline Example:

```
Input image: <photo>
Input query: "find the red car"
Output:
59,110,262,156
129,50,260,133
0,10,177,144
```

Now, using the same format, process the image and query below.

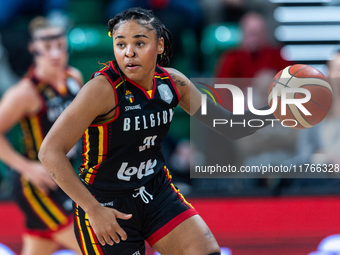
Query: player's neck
140,80,154,91
138,72,154,91
35,66,65,88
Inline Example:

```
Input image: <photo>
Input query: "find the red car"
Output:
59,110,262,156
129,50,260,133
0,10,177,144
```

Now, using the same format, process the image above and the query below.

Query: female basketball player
0,17,82,255
39,7,272,255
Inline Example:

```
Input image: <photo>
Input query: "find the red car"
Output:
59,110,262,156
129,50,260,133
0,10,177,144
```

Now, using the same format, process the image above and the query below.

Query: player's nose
125,46,136,58
49,47,63,58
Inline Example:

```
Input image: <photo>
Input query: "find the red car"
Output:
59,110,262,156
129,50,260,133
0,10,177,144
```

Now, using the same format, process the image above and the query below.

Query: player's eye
136,41,145,47
58,42,64,50
45,43,51,50
116,42,125,48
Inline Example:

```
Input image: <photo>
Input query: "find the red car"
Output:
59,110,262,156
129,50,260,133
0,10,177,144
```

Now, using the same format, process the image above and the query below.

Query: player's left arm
165,67,275,140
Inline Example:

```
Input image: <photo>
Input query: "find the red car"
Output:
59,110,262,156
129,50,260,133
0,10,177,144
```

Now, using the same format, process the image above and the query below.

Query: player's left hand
87,204,132,246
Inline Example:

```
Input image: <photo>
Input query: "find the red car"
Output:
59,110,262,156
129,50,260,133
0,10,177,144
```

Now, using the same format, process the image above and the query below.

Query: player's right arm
39,75,132,246
0,79,57,193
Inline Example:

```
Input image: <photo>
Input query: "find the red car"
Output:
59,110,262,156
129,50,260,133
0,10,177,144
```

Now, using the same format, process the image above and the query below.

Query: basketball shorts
74,166,198,255
11,171,74,239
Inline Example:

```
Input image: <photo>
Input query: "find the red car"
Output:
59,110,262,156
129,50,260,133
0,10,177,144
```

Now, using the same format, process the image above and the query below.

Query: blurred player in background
0,16,82,255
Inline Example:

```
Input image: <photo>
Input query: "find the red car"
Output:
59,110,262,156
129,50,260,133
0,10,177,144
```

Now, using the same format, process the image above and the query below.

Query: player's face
241,15,267,51
113,20,164,88
30,27,68,71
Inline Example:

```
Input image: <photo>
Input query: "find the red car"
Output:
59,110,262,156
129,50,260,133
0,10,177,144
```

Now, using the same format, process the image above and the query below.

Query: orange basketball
268,64,333,129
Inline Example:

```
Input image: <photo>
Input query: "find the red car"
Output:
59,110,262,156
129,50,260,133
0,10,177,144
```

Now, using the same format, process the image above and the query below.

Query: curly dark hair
108,7,173,67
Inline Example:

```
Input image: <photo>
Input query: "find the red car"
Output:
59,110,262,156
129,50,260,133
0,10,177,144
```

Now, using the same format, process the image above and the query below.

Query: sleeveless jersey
20,66,81,160
79,61,180,194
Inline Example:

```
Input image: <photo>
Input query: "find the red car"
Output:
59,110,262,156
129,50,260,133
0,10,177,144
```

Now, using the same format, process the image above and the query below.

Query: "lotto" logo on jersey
117,159,157,181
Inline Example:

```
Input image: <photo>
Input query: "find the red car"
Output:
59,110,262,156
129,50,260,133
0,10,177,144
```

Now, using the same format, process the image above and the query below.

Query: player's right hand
87,205,132,246
23,161,58,194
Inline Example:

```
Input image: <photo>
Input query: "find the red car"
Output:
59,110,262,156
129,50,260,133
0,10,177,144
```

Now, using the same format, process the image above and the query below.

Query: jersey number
139,135,157,152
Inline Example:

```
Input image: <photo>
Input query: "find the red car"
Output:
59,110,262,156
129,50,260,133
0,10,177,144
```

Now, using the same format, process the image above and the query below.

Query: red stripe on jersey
124,75,155,99
88,165,98,184
88,222,104,255
151,77,157,98
146,209,198,246
154,69,169,77
81,133,86,168
170,183,194,209
110,61,156,99
102,125,107,161
81,132,89,170
163,166,172,181
75,205,89,255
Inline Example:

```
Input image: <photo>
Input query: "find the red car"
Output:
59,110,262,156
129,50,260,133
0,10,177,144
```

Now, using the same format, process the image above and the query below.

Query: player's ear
157,37,164,54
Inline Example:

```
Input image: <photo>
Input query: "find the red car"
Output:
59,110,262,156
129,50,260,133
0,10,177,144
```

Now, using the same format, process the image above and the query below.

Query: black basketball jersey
20,66,81,160
79,61,180,194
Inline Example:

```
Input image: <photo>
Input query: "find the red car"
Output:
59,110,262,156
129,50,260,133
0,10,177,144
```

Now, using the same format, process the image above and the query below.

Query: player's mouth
126,63,140,70
51,59,62,67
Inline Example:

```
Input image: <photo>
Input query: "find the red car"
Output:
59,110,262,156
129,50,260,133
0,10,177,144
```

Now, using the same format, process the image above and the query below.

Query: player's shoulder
67,66,82,77
2,77,38,106
76,73,116,116
163,67,190,101
164,67,187,82
163,67,176,74
11,77,36,97
83,73,115,97
67,66,84,86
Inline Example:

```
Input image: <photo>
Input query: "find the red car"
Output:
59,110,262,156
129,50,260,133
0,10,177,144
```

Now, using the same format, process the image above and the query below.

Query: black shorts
11,171,73,239
74,166,197,255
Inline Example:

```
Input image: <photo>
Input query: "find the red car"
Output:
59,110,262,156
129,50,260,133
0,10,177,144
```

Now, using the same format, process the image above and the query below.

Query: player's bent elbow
38,142,48,165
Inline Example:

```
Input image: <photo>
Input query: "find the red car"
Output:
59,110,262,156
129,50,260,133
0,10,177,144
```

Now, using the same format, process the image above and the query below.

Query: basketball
268,64,333,129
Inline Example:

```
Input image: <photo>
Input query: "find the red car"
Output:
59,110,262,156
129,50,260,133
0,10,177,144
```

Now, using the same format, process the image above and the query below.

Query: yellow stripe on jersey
99,64,109,71
85,213,102,255
30,116,43,152
75,204,89,255
34,187,68,225
155,76,170,80
97,126,104,164
164,166,172,179
84,167,95,184
84,126,104,184
92,116,115,125
115,80,124,89
21,177,58,230
147,90,153,98
170,183,195,209
83,129,90,169
20,119,36,160
164,166,194,209
36,82,46,92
